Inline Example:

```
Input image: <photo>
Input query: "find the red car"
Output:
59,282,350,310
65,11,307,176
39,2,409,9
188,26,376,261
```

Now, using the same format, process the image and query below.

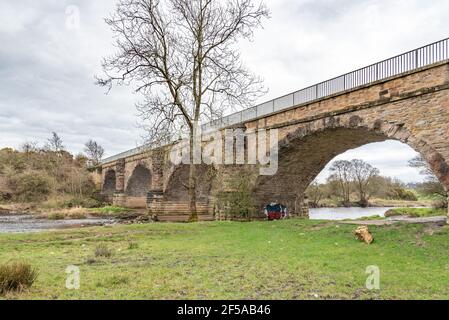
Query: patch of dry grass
95,244,113,258
39,207,88,220
0,261,38,295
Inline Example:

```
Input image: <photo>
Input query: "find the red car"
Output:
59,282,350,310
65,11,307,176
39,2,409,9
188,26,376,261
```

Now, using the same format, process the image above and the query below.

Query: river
0,214,115,233
309,207,393,220
0,207,400,233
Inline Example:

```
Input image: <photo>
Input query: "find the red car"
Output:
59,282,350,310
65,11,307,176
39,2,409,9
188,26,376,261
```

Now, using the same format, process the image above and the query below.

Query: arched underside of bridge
162,164,217,218
102,169,116,195
125,164,152,197
251,117,449,215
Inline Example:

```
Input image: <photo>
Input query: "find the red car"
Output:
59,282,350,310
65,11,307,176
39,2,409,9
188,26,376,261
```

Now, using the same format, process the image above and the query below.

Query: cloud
1,0,448,182
0,0,142,156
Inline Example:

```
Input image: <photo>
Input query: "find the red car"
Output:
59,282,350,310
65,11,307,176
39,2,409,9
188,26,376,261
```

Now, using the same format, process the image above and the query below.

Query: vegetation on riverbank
315,197,432,209
385,207,447,218
0,133,106,212
0,219,449,299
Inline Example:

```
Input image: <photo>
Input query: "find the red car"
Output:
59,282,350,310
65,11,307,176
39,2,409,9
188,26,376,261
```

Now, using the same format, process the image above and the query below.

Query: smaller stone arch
102,170,116,195
125,164,152,197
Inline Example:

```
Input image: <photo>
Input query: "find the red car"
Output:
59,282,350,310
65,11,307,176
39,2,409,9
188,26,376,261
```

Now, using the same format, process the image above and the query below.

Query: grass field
1,219,449,300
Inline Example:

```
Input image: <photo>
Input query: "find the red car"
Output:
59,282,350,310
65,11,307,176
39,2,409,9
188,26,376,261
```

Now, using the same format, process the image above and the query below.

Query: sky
1,0,449,183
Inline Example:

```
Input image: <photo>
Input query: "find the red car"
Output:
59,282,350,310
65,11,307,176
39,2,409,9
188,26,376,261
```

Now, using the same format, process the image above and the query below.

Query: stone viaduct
97,39,449,222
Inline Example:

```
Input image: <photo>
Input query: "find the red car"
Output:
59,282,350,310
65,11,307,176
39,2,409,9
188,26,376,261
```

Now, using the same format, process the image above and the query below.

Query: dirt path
340,216,447,226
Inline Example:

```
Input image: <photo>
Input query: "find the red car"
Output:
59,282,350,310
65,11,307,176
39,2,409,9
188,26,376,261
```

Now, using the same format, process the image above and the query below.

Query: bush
95,244,113,258
9,171,51,202
387,187,418,201
431,197,448,209
63,197,102,209
0,261,38,295
216,171,256,220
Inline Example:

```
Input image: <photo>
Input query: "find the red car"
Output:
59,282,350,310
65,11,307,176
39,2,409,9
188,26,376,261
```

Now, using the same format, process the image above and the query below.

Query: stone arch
102,169,116,195
125,164,152,197
164,164,216,203
251,115,449,215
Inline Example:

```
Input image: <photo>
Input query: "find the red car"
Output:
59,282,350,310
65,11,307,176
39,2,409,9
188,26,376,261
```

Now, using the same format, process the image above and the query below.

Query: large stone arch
251,115,449,215
102,169,116,195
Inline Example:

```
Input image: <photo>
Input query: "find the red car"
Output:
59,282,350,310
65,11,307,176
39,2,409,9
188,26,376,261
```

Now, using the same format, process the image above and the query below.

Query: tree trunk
188,132,198,222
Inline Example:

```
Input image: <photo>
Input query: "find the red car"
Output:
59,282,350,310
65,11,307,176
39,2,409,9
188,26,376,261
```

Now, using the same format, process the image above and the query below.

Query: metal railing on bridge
102,37,449,164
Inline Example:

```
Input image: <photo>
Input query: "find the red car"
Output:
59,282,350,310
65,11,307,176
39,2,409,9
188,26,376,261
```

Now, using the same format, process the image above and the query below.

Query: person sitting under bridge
264,201,288,221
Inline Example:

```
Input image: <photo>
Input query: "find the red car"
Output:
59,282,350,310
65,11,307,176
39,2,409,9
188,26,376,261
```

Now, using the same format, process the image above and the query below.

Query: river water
0,207,403,233
309,207,393,220
0,214,115,233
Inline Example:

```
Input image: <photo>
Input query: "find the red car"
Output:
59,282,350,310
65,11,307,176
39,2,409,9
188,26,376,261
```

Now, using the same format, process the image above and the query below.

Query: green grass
1,219,449,299
385,207,447,218
88,206,131,216
344,215,384,221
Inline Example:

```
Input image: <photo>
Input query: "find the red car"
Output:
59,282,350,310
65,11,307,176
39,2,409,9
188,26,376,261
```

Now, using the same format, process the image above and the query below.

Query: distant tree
305,181,325,208
45,132,64,153
75,153,89,167
408,155,446,197
20,141,39,153
409,155,434,178
328,160,352,206
350,159,379,207
84,140,105,166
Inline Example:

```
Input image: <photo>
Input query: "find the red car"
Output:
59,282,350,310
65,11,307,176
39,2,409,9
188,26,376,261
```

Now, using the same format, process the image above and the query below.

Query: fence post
415,49,418,68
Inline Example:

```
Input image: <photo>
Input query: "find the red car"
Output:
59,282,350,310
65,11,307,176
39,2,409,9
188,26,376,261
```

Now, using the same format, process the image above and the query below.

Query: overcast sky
1,0,449,183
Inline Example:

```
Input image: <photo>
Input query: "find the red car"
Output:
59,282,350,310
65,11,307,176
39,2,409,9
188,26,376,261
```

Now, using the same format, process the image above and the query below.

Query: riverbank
1,219,449,299
384,207,447,218
314,198,432,208
0,204,146,233
0,203,138,219
0,214,115,233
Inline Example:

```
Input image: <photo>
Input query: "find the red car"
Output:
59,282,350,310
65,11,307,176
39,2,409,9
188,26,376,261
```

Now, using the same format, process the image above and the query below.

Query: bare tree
97,0,269,221
409,155,437,181
409,155,446,197
45,132,64,153
305,181,325,208
84,140,105,166
20,141,39,153
350,159,379,207
328,160,352,206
